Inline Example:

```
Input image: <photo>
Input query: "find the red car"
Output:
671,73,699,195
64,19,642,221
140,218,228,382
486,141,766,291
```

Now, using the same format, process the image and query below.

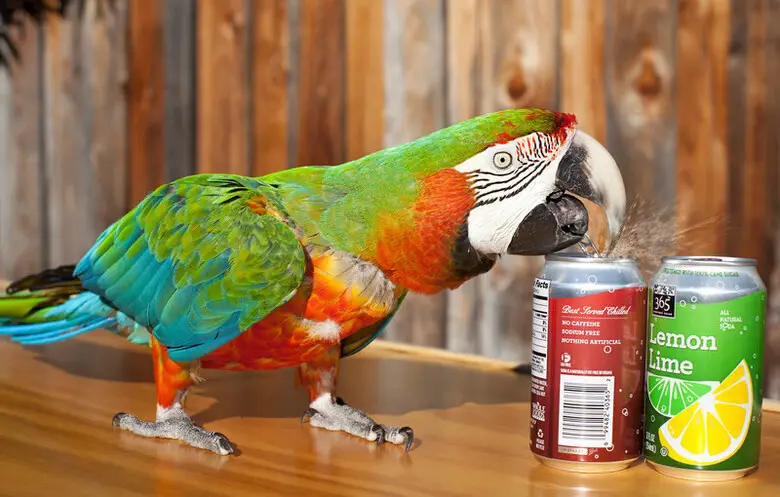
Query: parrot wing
74,174,308,363
339,292,407,358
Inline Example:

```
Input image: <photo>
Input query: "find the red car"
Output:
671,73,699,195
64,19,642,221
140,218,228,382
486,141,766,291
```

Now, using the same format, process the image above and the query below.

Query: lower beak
555,130,626,252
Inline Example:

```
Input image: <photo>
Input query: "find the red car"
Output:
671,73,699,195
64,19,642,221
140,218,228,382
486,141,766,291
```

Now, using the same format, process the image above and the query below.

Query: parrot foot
301,395,414,451
112,407,235,456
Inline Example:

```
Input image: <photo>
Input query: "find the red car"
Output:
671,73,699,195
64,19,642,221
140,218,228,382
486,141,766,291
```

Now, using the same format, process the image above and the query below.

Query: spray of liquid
579,196,724,281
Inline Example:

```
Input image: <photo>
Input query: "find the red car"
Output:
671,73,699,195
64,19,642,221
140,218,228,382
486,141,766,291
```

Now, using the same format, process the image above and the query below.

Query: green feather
75,173,308,362
0,294,55,321
261,108,565,258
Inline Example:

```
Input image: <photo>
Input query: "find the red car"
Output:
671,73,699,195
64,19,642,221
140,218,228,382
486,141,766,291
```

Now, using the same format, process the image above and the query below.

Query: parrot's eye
492,151,512,169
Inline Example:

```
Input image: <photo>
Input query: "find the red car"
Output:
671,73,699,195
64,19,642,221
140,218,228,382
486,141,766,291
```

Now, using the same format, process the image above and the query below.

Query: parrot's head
414,109,627,258
320,108,627,293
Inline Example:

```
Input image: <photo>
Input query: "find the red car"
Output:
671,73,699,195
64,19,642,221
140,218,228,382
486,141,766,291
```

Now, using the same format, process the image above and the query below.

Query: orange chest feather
373,169,475,293
200,253,398,370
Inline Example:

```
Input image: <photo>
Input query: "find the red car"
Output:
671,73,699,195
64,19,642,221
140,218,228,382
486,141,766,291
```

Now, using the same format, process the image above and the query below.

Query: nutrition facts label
531,278,550,379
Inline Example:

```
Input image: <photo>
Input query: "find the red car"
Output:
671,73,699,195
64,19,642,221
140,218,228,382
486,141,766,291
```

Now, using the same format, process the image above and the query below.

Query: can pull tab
578,232,602,257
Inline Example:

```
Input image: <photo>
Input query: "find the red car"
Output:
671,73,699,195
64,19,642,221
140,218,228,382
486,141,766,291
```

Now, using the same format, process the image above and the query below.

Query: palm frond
0,0,117,69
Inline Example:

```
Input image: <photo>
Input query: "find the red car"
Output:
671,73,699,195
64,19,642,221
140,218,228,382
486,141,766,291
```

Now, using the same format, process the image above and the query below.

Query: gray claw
399,426,414,451
370,424,385,445
214,432,235,455
301,408,318,423
112,412,126,427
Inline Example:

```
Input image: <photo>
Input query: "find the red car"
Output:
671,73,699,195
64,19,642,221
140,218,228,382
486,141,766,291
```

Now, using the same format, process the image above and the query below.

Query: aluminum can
644,256,766,481
529,253,648,473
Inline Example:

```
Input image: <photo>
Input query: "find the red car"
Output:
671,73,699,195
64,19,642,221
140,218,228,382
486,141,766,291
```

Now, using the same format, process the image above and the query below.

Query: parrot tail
0,265,125,346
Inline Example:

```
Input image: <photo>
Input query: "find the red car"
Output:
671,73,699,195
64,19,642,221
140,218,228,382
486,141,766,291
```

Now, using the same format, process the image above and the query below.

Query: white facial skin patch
455,131,575,254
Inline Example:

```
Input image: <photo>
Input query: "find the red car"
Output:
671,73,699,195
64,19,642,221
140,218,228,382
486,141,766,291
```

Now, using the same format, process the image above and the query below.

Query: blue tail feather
12,317,110,342
14,317,117,345
1,265,139,348
0,316,91,336
0,291,122,346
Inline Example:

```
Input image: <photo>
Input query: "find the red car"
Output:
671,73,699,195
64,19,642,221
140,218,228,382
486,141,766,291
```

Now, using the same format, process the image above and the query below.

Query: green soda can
643,256,766,481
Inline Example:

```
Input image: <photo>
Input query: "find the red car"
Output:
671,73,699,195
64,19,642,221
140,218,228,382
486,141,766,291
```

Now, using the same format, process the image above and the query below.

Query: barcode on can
558,374,614,448
531,279,550,379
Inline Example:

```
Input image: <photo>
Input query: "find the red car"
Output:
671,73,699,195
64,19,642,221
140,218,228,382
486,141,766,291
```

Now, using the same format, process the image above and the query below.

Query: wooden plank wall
0,18,46,280
443,0,558,360
764,0,780,399
382,0,448,348
1,0,779,394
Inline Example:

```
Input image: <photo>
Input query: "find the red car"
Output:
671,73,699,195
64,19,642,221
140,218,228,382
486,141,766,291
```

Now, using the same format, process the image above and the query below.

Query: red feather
374,169,475,293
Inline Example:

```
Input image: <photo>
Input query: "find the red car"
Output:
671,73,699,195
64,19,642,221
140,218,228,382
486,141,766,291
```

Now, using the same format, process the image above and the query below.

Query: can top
661,255,757,267
545,252,637,264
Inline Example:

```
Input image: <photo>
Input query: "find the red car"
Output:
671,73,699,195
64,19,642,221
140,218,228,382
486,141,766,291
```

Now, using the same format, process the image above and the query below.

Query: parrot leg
298,345,414,451
111,336,235,455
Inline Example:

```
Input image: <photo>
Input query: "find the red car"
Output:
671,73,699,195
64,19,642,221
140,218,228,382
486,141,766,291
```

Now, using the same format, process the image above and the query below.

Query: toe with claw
370,424,385,445
112,409,236,456
301,395,415,451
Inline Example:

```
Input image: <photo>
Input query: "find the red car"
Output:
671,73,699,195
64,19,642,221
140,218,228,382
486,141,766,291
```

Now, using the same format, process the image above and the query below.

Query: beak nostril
547,189,565,202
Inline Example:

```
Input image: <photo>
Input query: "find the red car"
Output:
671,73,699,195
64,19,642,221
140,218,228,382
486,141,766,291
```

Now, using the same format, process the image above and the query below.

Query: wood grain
42,6,98,266
85,0,128,232
382,0,447,347
486,0,559,113
286,0,302,169
560,0,607,142
605,0,676,211
765,0,780,400
443,0,482,354
252,0,290,175
737,0,769,277
128,0,164,206
346,0,384,161
675,0,730,255
727,0,748,259
725,0,773,274
0,19,45,280
295,0,345,167
197,0,250,174
164,0,197,182
445,0,482,121
383,0,446,146
1,333,780,496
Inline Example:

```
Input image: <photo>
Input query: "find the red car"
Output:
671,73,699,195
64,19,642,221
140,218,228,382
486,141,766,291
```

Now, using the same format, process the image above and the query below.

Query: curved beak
507,192,590,256
555,130,626,251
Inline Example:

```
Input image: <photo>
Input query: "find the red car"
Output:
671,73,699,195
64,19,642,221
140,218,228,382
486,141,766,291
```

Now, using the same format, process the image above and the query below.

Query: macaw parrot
0,109,626,455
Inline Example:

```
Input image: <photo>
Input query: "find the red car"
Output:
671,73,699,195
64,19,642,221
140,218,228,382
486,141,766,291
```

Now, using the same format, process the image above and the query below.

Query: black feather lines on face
469,133,558,209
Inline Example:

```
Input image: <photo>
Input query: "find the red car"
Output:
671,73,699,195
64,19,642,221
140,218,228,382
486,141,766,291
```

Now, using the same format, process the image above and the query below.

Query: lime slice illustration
658,360,753,466
647,371,719,417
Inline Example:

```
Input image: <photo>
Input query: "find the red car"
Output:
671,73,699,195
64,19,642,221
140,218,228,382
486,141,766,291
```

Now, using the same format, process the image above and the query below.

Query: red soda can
529,253,648,473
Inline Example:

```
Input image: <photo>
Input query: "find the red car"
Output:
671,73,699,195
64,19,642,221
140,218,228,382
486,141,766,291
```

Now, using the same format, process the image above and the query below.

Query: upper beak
555,130,627,251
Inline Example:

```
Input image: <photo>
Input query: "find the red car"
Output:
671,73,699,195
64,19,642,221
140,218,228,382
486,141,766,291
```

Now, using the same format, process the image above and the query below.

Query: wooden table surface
0,333,778,497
